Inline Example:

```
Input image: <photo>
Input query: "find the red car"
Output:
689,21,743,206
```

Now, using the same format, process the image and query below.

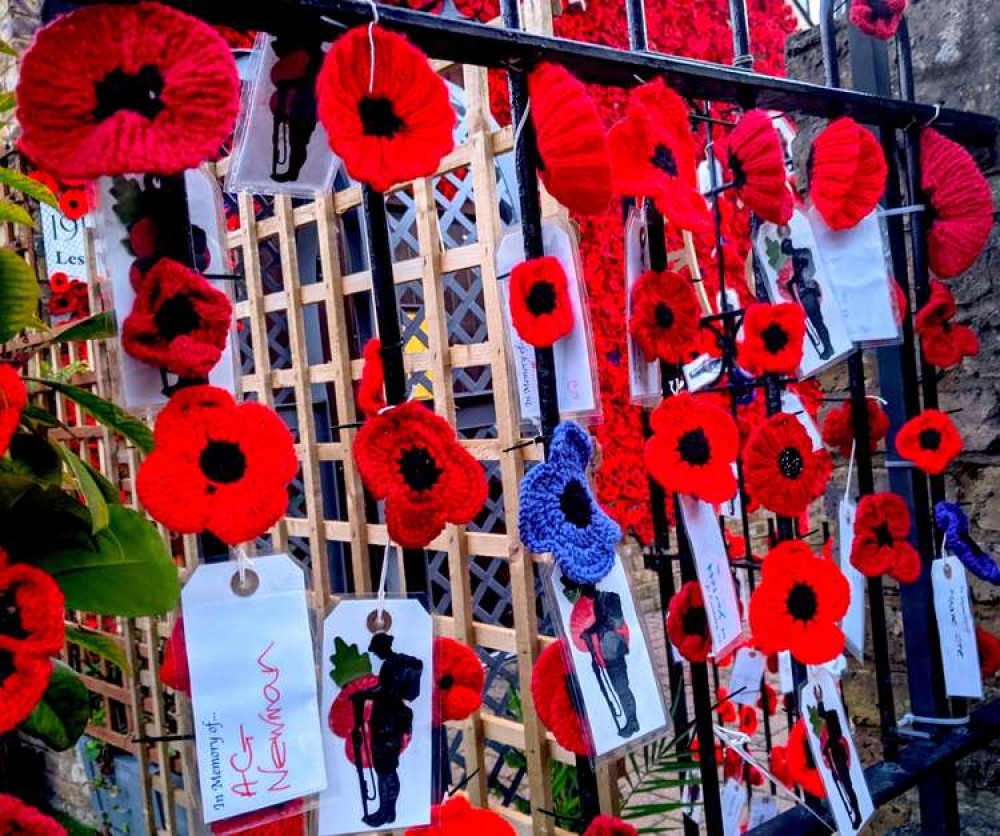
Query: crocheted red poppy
744,413,832,518
738,302,806,375
849,0,907,40
0,548,64,659
432,636,484,725
160,616,190,695
821,398,890,459
738,704,759,736
665,581,711,663
0,365,27,458
509,257,574,348
354,400,487,549
759,681,778,716
531,640,589,756
809,118,887,230
715,686,738,724
358,338,388,417
121,258,232,379
850,492,921,583
405,795,515,836
210,799,304,836
629,268,701,365
787,719,826,798
916,280,979,369
583,815,638,836
528,63,611,216
17,2,239,181
137,386,298,545
749,540,849,665
977,627,1000,679
896,409,962,475
0,792,66,835
770,744,794,789
921,128,994,279
0,652,51,735
644,393,739,504
317,26,454,192
726,110,792,224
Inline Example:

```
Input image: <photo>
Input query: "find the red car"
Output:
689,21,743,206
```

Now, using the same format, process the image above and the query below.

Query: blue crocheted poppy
518,422,621,584
935,501,1000,584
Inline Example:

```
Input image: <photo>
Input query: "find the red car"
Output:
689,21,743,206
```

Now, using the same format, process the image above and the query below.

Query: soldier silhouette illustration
780,237,834,360
268,38,324,183
580,588,639,737
814,684,862,828
350,632,423,827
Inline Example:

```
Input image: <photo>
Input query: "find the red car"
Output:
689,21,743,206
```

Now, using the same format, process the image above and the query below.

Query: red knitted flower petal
629,268,701,365
0,365,27,458
160,616,190,695
809,118,887,231
666,580,712,663
738,302,806,374
531,640,589,756
509,256,575,348
916,281,979,369
821,398,889,458
895,409,962,475
433,636,484,725
727,110,792,224
977,627,1000,680
583,814,639,836
405,795,516,836
0,653,52,735
0,552,64,658
849,0,907,40
787,719,826,798
850,492,922,583
0,792,66,835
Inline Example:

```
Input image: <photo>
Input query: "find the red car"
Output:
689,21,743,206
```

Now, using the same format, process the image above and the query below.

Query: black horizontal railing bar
747,697,1000,835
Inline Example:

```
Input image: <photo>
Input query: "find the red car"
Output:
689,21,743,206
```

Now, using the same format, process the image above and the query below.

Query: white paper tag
839,498,866,661
748,794,779,828
782,390,822,450
808,655,848,681
728,647,766,706
318,598,433,834
932,556,983,699
680,496,743,658
182,555,327,823
778,650,794,694
624,205,661,406
800,671,874,835
721,778,745,836
682,353,723,393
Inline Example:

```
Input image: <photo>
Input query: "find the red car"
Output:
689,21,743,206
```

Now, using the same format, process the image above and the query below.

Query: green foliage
65,627,130,674
53,312,117,343
20,661,91,751
6,433,62,486
58,443,110,533
0,199,34,227
0,248,43,341
620,731,700,832
765,235,787,271
0,167,57,207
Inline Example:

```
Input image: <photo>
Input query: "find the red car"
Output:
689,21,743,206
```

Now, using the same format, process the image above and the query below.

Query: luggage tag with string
318,544,433,834
839,441,866,661
932,550,983,699
182,550,327,824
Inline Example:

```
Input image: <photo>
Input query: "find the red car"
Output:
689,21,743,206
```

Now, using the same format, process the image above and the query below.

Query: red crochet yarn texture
0,652,52,735
0,364,27,457
0,793,66,835
432,636,484,725
849,0,907,40
509,256,575,348
358,338,388,416
628,267,701,365
137,385,298,545
316,26,454,192
850,492,921,584
666,580,712,663
821,398,889,458
405,795,515,835
531,640,589,756
738,302,806,375
787,719,826,797
17,2,239,181
915,281,979,369
583,814,639,836
726,109,792,224
895,409,962,475
210,799,304,836
977,627,1000,679
0,548,65,659
160,615,190,695
809,117,887,231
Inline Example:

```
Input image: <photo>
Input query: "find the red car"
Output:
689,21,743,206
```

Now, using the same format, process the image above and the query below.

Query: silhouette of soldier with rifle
579,586,639,738
780,236,834,360
814,683,862,828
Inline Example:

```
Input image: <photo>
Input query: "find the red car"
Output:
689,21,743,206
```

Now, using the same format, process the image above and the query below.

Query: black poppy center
677,428,712,466
682,605,708,637
398,446,442,492
359,96,405,138
651,144,679,176
654,302,675,329
559,478,593,529
0,590,26,641
728,153,747,188
868,0,896,20
199,441,247,484
786,582,818,623
94,65,165,122
154,294,201,341
0,649,13,684
919,428,942,450
873,522,894,548
525,280,557,316
761,322,790,354
777,447,805,479
438,673,454,690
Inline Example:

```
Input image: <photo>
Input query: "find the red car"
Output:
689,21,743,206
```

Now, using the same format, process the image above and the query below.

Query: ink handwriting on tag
932,556,983,699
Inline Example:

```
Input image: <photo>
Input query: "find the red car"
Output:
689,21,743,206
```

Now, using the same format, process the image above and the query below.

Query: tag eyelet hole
367,610,392,633
231,568,260,597
943,563,953,580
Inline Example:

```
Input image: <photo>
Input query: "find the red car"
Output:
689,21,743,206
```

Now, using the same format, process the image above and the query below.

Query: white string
364,0,380,94
866,394,888,405
898,712,969,728
375,541,393,626
233,545,253,588
844,439,856,502
512,99,532,159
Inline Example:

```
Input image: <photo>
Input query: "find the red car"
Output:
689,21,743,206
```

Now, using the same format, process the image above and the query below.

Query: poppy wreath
808,117,887,231
0,547,65,659
850,492,921,584
849,0,907,40
316,26,454,192
743,413,832,518
608,80,712,235
121,258,232,379
17,2,239,181
725,109,792,224
520,422,620,583
821,398,890,458
738,302,806,375
432,636,484,725
920,128,994,279
0,793,66,835
644,393,739,505
748,540,849,665
935,501,1000,585
582,815,639,836
531,640,589,755
509,256,575,348
628,267,701,365
977,627,1000,679
915,281,979,369
786,719,826,798
136,385,298,545
405,795,515,836
665,580,711,663
0,364,27,458
528,63,612,216
895,409,962,475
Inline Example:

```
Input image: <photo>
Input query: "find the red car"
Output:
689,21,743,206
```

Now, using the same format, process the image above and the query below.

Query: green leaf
0,248,41,342
28,379,153,453
65,627,130,674
0,38,16,57
0,92,15,113
58,444,109,533
0,199,33,227
8,433,63,486
19,661,91,751
0,168,57,207
53,312,117,343
81,457,120,505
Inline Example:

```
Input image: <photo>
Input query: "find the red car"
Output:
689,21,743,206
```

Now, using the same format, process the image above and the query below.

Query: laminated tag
318,598,433,833
680,496,743,658
931,556,983,699
838,498,866,661
782,390,822,449
624,205,661,406
748,794,779,828
182,554,327,823
727,647,766,706
799,671,874,835
721,778,745,836
777,650,794,694
683,353,723,393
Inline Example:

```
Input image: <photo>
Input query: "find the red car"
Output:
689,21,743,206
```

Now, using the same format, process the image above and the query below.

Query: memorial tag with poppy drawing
182,554,327,824
931,556,983,699
318,598,433,834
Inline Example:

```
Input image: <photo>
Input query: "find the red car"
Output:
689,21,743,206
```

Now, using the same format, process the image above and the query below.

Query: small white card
728,647,766,706
748,794,779,828
182,555,327,823
778,650,794,695
800,671,874,835
839,499,866,661
624,205,661,406
683,353,724,393
680,496,744,658
722,778,745,836
932,556,983,699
